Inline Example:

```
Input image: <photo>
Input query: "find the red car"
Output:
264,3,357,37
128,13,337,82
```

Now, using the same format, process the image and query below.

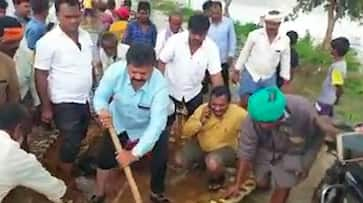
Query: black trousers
202,63,230,93
97,130,169,194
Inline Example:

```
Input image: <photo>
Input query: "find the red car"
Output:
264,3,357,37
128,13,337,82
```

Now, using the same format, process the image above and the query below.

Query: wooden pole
108,127,143,203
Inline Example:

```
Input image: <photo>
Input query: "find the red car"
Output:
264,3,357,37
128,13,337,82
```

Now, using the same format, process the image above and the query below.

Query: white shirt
159,31,222,101
235,28,291,82
155,28,182,58
0,130,66,203
34,26,94,104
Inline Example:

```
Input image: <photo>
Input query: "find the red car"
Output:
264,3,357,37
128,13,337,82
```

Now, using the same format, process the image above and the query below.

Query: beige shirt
0,52,20,106
239,95,323,162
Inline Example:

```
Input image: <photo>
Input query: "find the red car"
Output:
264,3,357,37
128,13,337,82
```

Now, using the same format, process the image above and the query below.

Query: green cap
248,87,286,122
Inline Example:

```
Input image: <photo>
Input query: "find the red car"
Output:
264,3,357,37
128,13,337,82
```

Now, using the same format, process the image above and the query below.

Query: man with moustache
232,10,291,108
93,43,170,203
158,14,223,117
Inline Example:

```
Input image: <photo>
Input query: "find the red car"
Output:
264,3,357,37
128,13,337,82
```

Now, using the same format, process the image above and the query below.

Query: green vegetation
153,0,195,22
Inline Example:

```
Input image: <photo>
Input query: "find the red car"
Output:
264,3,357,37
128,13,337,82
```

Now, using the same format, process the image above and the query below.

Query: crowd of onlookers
0,0,360,203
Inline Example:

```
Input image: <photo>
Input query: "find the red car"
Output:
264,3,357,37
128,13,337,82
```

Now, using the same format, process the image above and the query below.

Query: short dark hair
54,0,80,13
0,103,29,130
126,43,156,67
107,0,115,10
98,31,117,46
188,14,210,34
123,0,131,8
137,1,150,13
0,0,8,9
202,0,212,12
210,86,231,102
210,1,222,9
286,30,298,46
30,0,49,14
331,37,350,57
13,0,29,5
0,16,22,36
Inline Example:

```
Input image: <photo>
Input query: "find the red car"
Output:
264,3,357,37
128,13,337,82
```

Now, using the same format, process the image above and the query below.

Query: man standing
0,16,22,106
93,43,170,203
159,14,223,116
232,10,290,108
15,0,49,108
34,0,93,189
122,1,157,47
208,1,236,87
175,86,247,191
225,87,339,203
0,0,7,17
0,103,68,203
13,0,31,25
155,11,183,57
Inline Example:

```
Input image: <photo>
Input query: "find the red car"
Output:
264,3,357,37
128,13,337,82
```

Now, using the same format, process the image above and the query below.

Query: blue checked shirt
122,20,157,47
93,61,169,157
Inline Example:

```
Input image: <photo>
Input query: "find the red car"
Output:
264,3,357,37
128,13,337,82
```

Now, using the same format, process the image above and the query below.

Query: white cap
264,10,284,23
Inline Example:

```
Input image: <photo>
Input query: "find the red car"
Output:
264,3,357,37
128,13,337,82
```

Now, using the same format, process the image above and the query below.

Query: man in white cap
231,10,291,108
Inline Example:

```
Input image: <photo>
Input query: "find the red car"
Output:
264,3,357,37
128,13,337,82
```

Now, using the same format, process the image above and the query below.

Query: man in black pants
94,43,170,203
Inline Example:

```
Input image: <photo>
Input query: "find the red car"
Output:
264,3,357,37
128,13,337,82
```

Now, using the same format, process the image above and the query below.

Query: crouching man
175,86,247,191
225,87,339,203
93,43,170,203
0,103,67,202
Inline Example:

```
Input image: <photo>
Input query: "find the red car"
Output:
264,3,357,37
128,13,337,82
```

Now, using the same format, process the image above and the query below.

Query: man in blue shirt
207,1,236,87
93,43,170,203
122,1,157,47
26,0,48,50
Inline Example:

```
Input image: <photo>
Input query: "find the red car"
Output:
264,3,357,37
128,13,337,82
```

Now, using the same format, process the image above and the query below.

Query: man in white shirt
232,10,291,108
155,11,183,57
0,103,67,203
159,14,223,116
34,0,93,189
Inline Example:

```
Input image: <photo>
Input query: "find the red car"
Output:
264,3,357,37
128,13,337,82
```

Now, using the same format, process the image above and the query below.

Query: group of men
0,0,355,203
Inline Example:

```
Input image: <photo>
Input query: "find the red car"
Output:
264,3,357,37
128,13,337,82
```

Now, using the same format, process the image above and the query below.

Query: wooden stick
108,127,143,203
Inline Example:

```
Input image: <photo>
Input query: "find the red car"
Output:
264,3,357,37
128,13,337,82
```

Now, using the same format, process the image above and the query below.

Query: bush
234,21,259,45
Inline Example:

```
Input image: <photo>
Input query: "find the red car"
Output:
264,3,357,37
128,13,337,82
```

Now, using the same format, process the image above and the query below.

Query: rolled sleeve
228,20,237,58
238,118,258,161
207,41,222,75
279,39,291,81
93,64,121,113
34,38,54,71
132,86,169,157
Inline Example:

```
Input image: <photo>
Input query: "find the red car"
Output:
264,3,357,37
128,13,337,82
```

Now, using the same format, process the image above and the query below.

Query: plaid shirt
122,20,157,47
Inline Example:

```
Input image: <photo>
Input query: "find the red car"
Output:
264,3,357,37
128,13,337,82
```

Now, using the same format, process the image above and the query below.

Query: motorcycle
312,123,363,203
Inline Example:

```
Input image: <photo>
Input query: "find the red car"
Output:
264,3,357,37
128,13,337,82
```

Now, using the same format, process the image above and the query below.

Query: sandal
208,176,225,192
150,192,171,203
90,195,105,203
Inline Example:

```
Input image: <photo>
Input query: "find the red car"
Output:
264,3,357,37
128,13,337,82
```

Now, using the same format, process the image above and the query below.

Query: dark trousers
202,63,230,94
221,63,230,87
168,91,203,127
97,130,169,194
53,103,90,163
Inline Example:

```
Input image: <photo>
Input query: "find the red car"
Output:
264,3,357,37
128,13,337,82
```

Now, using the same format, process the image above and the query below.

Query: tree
223,0,232,17
294,0,363,49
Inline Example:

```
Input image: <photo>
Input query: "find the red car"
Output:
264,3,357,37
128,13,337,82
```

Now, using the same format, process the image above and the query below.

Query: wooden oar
108,127,143,203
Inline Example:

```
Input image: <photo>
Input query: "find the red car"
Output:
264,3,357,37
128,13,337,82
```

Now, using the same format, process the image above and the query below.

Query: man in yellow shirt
175,86,247,191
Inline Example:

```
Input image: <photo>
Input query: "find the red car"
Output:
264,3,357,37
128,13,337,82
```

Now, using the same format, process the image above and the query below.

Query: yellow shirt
83,0,93,9
182,103,247,152
109,21,128,40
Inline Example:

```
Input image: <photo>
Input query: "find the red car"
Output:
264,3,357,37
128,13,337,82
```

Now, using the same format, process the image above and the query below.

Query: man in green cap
224,87,339,203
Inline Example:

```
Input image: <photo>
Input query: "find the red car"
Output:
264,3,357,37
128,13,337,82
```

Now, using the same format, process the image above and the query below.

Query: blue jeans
238,68,277,97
